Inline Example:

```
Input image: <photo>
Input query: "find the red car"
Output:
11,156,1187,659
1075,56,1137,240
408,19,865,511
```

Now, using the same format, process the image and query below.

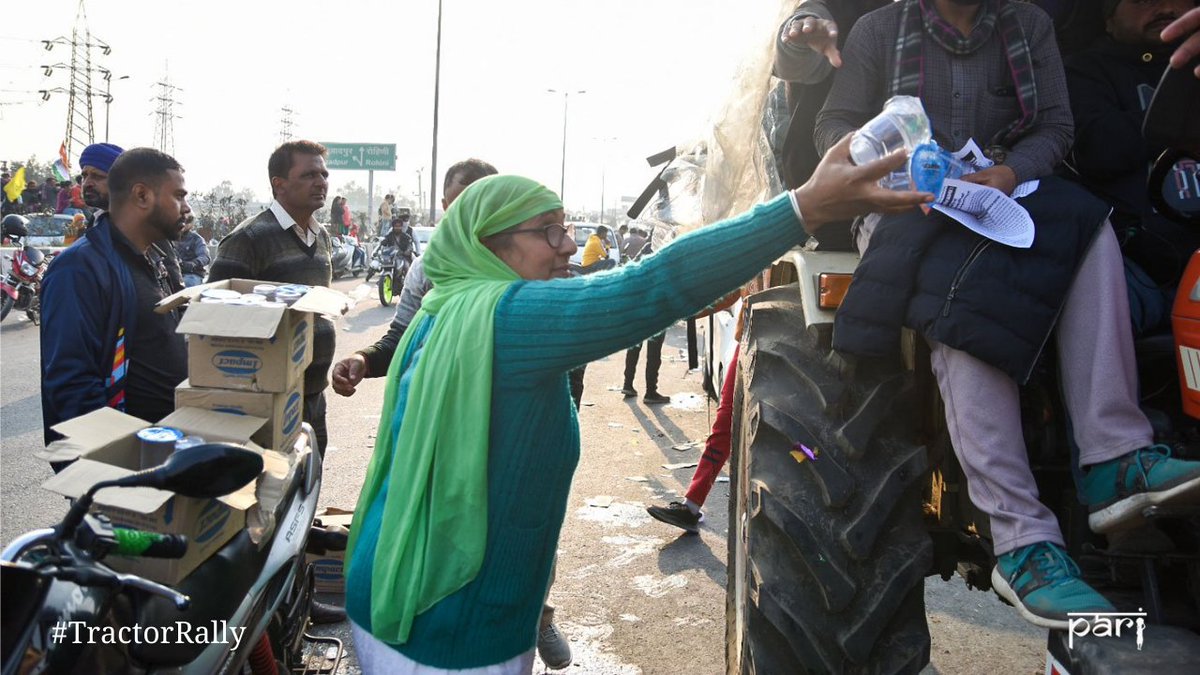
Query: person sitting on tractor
815,0,1200,629
1065,0,1200,335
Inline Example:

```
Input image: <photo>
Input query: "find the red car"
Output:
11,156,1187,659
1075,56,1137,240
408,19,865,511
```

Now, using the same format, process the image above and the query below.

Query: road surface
0,275,1045,673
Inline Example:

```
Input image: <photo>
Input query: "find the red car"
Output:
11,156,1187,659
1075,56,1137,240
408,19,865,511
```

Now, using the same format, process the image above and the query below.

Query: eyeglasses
490,223,569,248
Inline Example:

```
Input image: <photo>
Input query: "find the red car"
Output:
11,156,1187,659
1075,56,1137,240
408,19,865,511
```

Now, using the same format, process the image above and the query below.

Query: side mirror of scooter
59,445,264,539
135,444,264,498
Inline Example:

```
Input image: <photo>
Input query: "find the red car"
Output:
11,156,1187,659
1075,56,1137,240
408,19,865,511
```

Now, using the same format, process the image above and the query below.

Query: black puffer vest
833,176,1110,383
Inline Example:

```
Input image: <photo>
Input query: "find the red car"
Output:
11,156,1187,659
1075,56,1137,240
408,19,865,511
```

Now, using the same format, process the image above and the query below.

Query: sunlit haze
2,0,785,218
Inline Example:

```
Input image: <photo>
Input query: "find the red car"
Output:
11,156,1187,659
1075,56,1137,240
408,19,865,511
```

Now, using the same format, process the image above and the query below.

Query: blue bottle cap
909,143,955,197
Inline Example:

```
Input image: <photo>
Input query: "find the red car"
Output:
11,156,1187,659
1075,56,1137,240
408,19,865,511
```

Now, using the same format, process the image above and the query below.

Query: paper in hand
931,179,1035,248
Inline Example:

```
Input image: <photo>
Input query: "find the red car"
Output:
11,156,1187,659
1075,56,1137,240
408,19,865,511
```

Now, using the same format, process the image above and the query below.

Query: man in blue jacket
40,148,190,448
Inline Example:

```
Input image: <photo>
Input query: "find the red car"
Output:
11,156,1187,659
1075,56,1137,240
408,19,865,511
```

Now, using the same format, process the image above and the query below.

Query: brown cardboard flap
290,286,351,317
158,407,266,444
50,407,147,447
156,278,233,313
315,506,354,528
36,408,149,463
175,303,288,339
159,278,349,319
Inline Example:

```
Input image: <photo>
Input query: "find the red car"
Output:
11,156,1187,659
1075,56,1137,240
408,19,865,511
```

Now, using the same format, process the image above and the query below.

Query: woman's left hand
960,165,1017,196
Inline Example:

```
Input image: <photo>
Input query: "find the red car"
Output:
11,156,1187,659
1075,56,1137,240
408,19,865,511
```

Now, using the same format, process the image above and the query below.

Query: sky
1,0,788,215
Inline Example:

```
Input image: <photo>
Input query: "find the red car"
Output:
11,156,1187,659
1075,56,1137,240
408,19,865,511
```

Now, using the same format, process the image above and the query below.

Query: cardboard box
159,279,349,393
175,379,304,452
306,507,353,595
38,407,272,585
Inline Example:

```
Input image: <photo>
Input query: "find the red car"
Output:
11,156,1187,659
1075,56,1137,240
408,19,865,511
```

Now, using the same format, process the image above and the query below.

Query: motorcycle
329,235,366,280
1,214,51,325
375,246,410,307
0,425,345,675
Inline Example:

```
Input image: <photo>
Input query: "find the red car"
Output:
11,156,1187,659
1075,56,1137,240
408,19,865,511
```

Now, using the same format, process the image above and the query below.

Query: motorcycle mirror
104,444,264,499
61,444,263,540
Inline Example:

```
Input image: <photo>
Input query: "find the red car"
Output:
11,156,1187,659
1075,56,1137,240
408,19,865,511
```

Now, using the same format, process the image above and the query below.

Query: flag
58,141,70,172
3,166,26,202
52,160,70,183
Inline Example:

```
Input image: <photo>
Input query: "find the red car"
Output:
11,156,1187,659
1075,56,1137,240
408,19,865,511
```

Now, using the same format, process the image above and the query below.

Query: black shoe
621,386,638,399
309,600,347,625
643,392,670,405
647,501,702,533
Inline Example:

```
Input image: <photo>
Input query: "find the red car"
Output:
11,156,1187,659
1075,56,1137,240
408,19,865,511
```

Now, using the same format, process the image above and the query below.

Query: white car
568,222,620,268
413,226,435,255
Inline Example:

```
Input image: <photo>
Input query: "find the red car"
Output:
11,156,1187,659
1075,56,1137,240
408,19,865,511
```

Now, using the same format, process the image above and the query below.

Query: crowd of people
23,1,1200,673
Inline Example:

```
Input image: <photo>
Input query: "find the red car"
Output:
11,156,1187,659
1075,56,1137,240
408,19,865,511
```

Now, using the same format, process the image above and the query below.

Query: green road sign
322,142,396,171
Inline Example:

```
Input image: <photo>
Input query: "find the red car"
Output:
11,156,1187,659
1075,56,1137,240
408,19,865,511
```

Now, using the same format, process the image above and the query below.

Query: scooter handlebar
112,528,188,559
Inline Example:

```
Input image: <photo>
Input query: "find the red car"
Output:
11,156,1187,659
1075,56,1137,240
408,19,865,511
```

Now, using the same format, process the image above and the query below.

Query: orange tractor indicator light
818,273,853,310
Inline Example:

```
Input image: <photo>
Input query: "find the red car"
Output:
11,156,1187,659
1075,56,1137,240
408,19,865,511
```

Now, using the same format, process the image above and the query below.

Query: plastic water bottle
908,142,975,196
849,96,933,189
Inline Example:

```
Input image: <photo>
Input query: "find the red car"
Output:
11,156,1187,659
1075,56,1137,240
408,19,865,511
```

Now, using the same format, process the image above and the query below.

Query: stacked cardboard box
306,507,354,594
161,279,348,454
38,407,279,584
37,279,349,585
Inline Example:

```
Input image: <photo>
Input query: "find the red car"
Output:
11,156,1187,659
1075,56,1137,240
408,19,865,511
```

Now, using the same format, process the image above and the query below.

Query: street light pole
547,89,585,204
104,74,129,143
594,135,616,224
430,0,443,224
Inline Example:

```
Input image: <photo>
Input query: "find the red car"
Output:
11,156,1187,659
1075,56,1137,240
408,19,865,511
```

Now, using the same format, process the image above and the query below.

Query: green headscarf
345,175,563,644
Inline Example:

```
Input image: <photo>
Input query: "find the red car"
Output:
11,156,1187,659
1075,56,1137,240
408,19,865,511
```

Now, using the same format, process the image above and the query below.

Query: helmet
2,214,30,239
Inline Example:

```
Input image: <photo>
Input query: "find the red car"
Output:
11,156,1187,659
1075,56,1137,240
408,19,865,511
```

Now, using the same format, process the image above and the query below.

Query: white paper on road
931,178,1035,248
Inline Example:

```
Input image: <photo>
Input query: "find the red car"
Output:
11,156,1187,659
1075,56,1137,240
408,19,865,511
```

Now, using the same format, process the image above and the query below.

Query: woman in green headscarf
343,135,931,674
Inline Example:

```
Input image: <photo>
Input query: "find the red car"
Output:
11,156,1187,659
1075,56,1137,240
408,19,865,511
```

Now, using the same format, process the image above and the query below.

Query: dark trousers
303,391,328,458
624,332,665,393
569,366,586,410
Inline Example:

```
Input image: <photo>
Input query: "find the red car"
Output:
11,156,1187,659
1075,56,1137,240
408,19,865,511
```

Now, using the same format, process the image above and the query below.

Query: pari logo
282,391,302,435
1066,610,1147,651
212,350,262,377
291,320,309,364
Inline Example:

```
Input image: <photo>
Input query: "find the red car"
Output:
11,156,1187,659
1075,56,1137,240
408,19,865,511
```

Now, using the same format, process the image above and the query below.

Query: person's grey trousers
858,219,1152,556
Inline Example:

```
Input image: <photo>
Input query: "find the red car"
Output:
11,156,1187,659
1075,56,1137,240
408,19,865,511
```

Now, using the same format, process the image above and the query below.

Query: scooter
1,214,51,325
329,235,366,280
0,425,344,675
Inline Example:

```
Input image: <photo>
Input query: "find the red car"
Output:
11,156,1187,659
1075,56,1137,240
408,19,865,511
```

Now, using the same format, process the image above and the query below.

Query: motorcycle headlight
20,261,38,277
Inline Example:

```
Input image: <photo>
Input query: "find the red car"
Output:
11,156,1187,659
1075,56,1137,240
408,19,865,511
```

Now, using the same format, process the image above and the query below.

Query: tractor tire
726,284,932,674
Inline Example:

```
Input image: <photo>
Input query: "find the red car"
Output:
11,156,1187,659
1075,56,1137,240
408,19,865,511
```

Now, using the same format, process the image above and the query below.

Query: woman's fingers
870,188,938,214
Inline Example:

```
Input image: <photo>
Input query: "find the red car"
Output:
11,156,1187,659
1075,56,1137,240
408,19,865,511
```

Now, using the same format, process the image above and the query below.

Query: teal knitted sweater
345,193,804,668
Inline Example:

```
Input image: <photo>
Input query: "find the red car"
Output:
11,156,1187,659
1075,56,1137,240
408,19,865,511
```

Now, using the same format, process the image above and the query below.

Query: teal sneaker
990,541,1114,629
1081,444,1200,534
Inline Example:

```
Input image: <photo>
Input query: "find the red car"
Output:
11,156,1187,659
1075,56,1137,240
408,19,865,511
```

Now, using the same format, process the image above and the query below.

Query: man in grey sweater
209,140,335,457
